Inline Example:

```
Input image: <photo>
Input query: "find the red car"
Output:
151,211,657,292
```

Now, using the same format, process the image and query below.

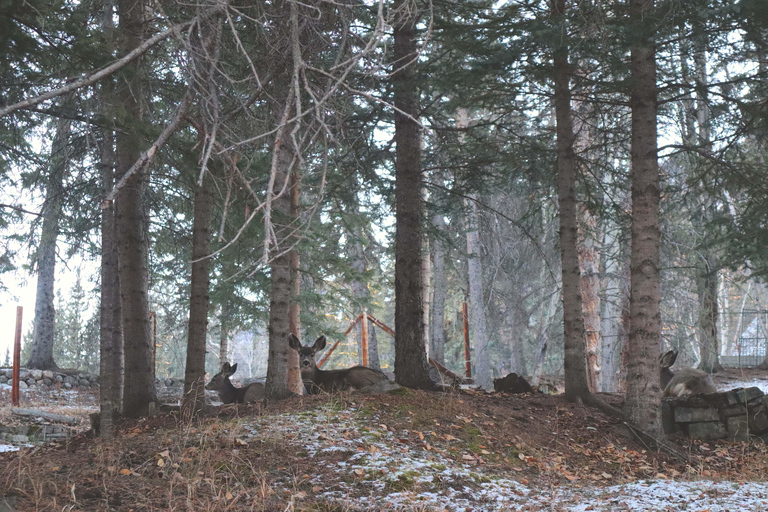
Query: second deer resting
660,350,717,397
205,362,265,404
289,334,389,394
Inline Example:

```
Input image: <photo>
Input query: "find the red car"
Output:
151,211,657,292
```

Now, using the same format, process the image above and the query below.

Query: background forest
1,0,768,427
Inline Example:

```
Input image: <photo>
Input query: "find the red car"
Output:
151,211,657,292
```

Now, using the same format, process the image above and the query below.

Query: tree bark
265,102,297,400
465,196,492,389
392,0,434,390
98,35,121,433
26,98,73,371
288,171,303,393
551,0,591,401
579,210,601,392
116,0,157,418
624,0,663,435
429,213,447,365
182,173,214,417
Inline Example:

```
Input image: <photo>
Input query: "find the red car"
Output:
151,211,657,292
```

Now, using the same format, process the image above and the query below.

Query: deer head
205,362,264,404
288,334,326,373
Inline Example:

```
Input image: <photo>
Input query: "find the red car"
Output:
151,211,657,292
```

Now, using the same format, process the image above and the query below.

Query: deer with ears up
288,334,389,394
659,350,717,397
205,362,265,404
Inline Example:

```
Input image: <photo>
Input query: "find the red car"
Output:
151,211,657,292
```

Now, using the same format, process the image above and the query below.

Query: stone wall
0,368,99,390
662,387,768,442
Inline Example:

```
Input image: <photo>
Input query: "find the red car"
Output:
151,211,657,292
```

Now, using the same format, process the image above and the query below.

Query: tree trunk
579,210,601,392
98,57,121,434
624,0,663,435
265,101,297,400
465,196,492,389
599,221,629,392
116,0,157,418
288,171,303,393
26,98,73,371
429,213,447,365
697,257,723,372
551,0,591,401
182,173,214,417
219,298,230,364
392,0,433,390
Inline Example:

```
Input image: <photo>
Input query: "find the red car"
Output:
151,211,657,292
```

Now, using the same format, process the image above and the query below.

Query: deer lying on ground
205,362,265,404
659,350,717,397
288,334,389,394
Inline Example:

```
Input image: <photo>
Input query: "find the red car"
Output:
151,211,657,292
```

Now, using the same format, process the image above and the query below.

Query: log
11,408,79,426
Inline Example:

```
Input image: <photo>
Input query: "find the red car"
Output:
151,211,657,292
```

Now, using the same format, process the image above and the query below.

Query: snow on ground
237,402,768,511
0,444,20,453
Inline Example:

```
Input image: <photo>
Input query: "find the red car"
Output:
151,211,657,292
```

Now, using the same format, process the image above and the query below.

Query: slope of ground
1,386,768,511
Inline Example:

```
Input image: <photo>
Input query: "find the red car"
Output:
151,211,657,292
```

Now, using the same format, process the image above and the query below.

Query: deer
659,350,717,397
205,362,265,404
288,334,389,394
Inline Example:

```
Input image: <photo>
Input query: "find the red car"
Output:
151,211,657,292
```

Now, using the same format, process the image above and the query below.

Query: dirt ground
0,370,767,511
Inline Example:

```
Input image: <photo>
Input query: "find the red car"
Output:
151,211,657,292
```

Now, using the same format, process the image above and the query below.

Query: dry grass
1,387,767,511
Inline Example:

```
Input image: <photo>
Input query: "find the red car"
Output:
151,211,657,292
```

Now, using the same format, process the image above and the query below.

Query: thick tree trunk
288,171,303,393
392,0,433,390
551,0,591,401
98,39,121,434
624,0,663,435
579,210,601,392
182,174,214,417
429,213,447,365
465,196,492,389
265,106,297,400
26,99,72,371
116,0,157,418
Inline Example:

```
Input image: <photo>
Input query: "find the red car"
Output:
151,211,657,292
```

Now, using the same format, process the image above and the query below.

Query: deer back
663,367,716,397
288,334,389,394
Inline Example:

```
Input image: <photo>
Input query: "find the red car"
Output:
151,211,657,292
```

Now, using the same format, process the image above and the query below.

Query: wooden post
463,302,471,379
361,309,369,367
12,306,22,407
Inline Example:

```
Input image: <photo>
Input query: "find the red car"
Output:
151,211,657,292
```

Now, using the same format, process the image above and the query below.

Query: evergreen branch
0,19,196,118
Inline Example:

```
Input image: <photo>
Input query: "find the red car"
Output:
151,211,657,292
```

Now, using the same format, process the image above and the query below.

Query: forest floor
0,369,767,511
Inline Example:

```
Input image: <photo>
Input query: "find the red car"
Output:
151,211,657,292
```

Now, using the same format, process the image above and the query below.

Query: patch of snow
0,444,21,453
236,403,768,512
566,479,768,512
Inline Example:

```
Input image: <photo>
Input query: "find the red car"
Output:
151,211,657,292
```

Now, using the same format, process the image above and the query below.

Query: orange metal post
12,306,22,406
462,302,471,379
361,310,369,367
317,339,341,368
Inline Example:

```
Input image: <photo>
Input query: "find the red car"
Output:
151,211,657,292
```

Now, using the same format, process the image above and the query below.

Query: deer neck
218,378,240,404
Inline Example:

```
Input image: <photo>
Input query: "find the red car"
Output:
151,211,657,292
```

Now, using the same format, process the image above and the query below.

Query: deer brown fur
659,350,717,397
288,334,389,394
205,362,265,404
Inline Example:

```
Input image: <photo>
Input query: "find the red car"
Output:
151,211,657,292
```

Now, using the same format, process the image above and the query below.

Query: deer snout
300,359,312,368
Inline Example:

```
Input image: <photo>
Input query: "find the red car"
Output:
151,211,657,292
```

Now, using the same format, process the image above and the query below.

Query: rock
493,373,533,394
726,387,764,406
726,416,751,442
42,378,52,386
63,382,72,389
748,404,768,434
18,381,27,390
685,421,727,441
79,378,90,387
30,369,43,380
0,375,7,384
42,370,54,379
55,374,64,383
18,370,29,380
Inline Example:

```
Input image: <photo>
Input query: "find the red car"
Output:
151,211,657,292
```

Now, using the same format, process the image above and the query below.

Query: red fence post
463,302,471,379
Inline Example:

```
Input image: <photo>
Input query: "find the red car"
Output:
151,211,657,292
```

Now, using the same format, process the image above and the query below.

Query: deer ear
314,335,327,351
220,362,230,373
229,363,238,375
288,334,301,351
659,350,678,368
